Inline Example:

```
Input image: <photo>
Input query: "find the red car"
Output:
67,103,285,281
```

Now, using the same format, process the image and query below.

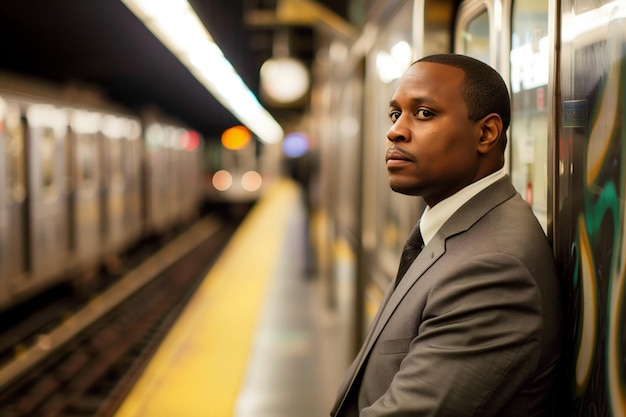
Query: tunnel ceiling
0,0,350,140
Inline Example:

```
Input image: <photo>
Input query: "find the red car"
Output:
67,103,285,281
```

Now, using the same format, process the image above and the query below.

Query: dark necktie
395,223,424,287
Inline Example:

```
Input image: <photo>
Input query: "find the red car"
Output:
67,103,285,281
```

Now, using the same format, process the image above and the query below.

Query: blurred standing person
330,54,563,417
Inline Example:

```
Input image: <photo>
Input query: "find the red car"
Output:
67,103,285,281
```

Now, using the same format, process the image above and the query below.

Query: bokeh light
281,132,309,158
241,171,262,192
212,170,232,191
222,125,251,150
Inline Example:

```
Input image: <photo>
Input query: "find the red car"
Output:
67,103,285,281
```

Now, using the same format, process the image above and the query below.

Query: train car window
101,115,133,183
77,134,97,187
5,108,26,204
108,138,124,182
463,10,490,62
126,126,141,185
40,128,57,195
455,0,498,67
509,0,549,232
28,104,67,198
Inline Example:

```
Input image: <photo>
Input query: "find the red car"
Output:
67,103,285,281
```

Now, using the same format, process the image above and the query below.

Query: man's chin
389,181,418,196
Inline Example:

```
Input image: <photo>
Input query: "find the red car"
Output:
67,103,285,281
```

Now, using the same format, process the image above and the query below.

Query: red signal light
182,130,200,151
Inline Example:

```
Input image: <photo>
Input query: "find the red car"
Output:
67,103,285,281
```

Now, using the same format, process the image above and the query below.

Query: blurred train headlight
241,171,262,192
212,170,233,191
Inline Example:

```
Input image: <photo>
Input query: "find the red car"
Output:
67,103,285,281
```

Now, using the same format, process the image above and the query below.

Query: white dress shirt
419,168,507,245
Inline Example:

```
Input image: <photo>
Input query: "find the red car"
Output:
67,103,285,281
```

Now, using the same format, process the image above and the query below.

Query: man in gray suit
331,54,563,416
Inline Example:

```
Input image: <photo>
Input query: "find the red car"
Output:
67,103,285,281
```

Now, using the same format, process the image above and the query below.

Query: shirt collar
419,168,507,245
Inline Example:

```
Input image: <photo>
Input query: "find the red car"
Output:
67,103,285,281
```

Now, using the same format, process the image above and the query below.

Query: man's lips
386,148,414,163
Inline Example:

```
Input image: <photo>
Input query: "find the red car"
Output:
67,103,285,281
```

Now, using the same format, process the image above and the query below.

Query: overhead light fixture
260,57,310,105
259,29,310,106
120,0,284,144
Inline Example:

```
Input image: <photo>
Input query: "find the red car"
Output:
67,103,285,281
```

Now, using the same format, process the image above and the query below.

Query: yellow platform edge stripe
114,179,301,417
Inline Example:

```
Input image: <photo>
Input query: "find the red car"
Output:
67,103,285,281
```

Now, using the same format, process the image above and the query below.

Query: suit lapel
361,235,444,356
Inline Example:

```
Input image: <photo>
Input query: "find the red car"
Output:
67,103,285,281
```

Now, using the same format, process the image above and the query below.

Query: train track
0,212,245,417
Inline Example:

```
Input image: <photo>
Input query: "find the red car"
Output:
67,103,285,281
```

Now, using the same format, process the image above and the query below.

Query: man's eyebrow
389,97,437,107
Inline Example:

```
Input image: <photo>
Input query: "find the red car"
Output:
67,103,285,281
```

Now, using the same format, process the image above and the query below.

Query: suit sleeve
361,253,543,417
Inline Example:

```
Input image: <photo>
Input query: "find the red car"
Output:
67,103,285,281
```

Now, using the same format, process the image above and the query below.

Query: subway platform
112,179,355,417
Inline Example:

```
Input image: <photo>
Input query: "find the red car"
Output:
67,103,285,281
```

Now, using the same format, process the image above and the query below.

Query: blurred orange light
222,125,251,150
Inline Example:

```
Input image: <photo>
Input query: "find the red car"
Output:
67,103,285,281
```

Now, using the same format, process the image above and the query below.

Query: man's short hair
416,54,511,148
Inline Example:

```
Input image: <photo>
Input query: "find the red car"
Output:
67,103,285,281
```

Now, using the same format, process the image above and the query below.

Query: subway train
203,136,269,205
309,0,625,415
0,72,203,311
202,124,290,216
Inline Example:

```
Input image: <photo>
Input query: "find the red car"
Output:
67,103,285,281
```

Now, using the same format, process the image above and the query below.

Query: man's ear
477,113,503,154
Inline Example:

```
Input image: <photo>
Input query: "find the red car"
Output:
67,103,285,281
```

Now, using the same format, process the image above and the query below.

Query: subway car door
70,110,102,271
27,104,69,285
124,123,143,246
103,126,126,255
0,100,29,303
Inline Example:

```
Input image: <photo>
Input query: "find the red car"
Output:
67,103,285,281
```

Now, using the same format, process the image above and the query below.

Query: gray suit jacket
331,176,563,417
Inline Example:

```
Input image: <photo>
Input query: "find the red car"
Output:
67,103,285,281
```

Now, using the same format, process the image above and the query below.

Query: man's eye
416,109,433,119
389,111,401,122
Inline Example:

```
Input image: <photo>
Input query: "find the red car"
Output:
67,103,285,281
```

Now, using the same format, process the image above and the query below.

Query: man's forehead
393,63,464,96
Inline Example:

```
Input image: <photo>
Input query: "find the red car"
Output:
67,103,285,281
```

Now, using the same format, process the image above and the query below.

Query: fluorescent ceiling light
120,0,284,144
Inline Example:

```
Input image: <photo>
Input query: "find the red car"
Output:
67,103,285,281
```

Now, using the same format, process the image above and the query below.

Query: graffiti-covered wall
557,1,626,416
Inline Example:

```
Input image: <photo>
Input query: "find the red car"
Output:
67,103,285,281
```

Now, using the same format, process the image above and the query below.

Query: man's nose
387,122,409,143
